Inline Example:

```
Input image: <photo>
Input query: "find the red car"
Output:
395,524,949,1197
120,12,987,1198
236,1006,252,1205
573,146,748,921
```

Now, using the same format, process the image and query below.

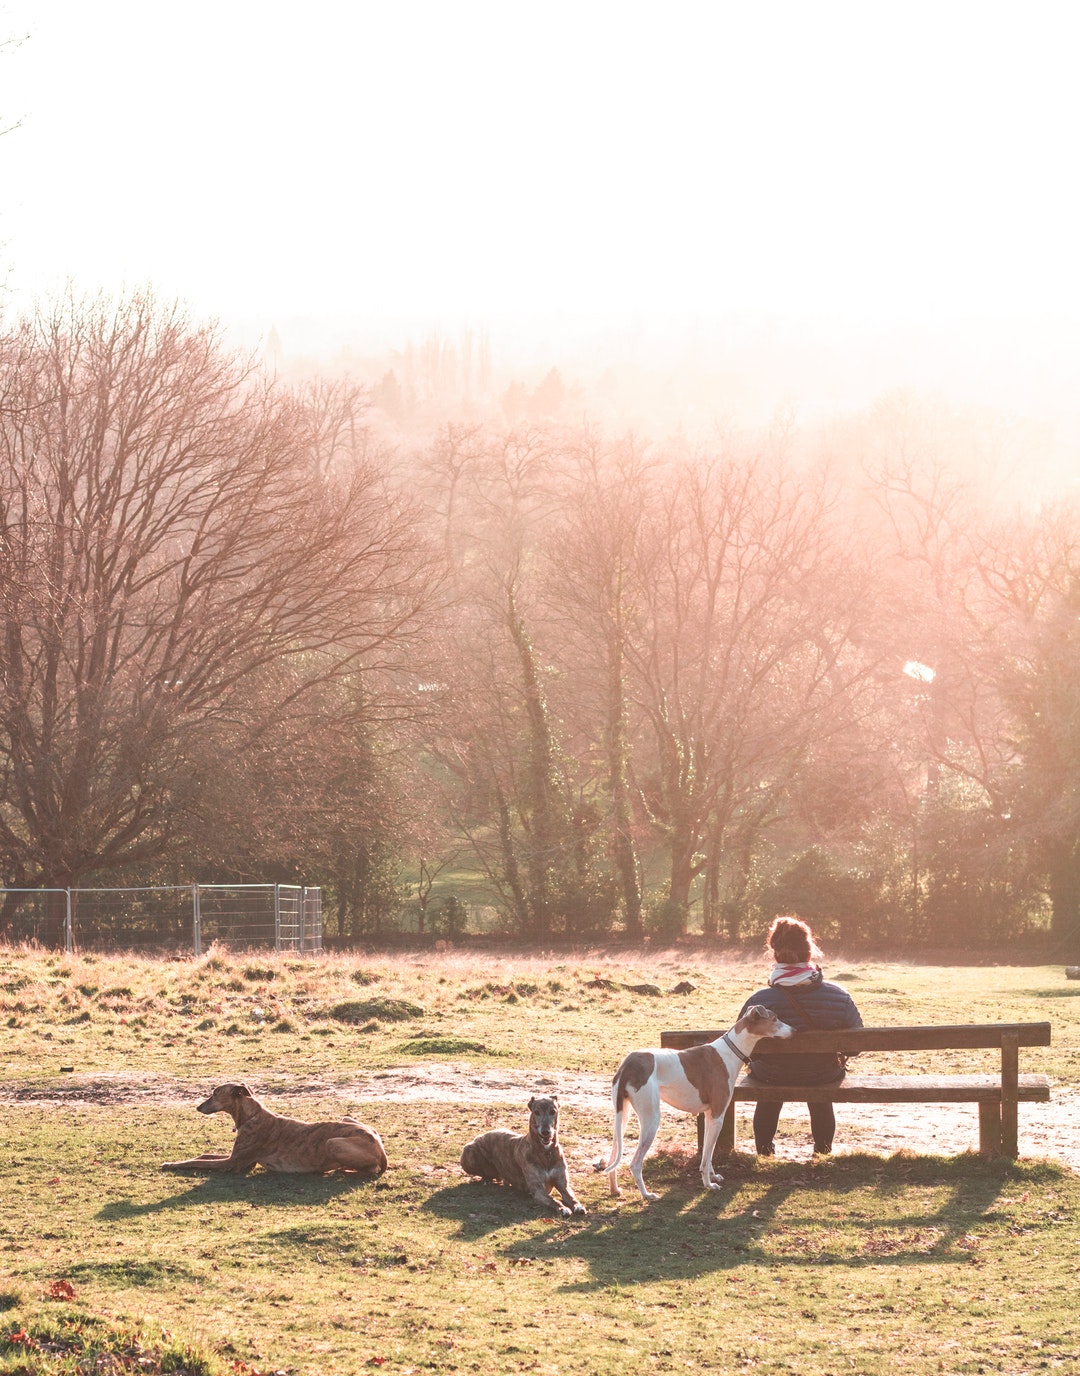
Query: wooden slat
729,1073,1050,1104
660,1022,1051,1053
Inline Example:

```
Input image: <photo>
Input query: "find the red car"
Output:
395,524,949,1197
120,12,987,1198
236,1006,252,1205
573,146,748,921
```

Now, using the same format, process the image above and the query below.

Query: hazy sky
4,0,1079,339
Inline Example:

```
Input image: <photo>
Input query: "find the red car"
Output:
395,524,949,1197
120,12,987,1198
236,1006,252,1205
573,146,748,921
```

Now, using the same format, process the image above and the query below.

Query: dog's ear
527,1096,537,1110
237,1084,253,1098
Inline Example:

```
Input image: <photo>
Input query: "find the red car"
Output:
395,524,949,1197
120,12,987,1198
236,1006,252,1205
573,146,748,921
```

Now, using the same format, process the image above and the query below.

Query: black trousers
753,1099,836,1152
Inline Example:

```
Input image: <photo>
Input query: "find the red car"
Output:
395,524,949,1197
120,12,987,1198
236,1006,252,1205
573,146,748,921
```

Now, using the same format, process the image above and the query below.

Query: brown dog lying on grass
161,1083,388,1176
460,1095,586,1216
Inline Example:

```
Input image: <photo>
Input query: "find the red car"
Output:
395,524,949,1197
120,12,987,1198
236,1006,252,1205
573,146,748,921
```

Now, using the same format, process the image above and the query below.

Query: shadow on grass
62,1257,203,1288
429,1150,1071,1293
421,1178,591,1240
97,1170,386,1220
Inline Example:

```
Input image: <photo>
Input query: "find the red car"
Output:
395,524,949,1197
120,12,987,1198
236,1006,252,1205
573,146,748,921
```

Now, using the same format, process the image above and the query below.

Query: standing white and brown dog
601,1005,793,1201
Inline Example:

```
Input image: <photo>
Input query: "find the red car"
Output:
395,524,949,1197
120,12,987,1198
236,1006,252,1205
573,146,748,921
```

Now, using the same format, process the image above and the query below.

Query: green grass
1,946,1079,1374
0,1308,225,1375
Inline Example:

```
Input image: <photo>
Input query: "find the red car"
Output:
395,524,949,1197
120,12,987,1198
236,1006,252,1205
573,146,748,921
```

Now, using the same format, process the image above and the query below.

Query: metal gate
0,884,322,954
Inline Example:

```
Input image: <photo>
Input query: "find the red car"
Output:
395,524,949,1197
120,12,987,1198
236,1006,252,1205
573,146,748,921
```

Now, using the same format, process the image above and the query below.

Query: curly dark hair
766,915,823,964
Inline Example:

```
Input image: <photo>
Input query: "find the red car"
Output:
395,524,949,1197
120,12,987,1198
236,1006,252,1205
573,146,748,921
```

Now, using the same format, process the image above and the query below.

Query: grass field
2,946,1079,1375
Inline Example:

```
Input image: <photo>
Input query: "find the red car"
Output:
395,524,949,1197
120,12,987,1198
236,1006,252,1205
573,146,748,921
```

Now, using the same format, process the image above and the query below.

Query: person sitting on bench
739,916,863,1157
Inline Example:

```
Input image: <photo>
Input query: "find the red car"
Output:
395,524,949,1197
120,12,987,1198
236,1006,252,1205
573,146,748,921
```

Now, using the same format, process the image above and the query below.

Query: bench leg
1000,1108,1019,1160
1000,1034,1019,1159
978,1101,1002,1157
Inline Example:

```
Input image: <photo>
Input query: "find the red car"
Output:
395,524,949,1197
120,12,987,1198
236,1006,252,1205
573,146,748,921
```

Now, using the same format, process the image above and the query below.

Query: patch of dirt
354,1063,1080,1174
2,1071,206,1106
6,1065,1079,1173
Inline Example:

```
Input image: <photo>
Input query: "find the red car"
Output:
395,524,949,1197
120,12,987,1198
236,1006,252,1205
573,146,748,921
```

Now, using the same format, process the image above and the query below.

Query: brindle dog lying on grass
460,1095,586,1216
161,1083,388,1176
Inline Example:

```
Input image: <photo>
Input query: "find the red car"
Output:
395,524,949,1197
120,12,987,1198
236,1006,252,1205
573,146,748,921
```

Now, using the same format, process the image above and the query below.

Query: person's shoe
755,1142,775,1156
812,1142,832,1155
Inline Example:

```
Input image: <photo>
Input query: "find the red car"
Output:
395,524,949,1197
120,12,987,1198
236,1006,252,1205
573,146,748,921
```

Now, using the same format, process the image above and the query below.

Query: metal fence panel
0,889,72,950
71,886,196,953
0,884,321,954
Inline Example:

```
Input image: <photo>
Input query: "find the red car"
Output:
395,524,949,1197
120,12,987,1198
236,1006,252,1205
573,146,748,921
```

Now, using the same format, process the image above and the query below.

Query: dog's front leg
699,1113,726,1191
161,1152,234,1172
221,1153,259,1174
552,1169,587,1215
161,1149,258,1174
527,1177,572,1216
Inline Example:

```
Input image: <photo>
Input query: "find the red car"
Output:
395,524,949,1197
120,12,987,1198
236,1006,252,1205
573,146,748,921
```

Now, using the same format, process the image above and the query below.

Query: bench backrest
660,1022,1051,1054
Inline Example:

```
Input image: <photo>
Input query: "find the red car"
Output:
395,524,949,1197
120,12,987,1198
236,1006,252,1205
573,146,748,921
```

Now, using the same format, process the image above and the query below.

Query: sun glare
3,1,1080,332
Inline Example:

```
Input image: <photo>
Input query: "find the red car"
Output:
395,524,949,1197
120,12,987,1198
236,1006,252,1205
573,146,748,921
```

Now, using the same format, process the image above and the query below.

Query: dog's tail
611,1056,641,1115
596,1062,632,1176
595,1139,622,1175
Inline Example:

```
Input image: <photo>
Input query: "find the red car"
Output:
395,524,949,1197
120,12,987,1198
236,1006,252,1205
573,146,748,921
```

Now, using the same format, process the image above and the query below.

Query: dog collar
722,1032,752,1067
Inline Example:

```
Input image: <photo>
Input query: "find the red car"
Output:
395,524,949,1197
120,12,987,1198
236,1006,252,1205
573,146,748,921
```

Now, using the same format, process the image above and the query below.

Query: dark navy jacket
738,971,863,1086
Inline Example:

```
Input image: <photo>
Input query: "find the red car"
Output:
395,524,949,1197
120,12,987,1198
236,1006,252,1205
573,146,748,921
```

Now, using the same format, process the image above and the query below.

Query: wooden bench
660,1022,1052,1160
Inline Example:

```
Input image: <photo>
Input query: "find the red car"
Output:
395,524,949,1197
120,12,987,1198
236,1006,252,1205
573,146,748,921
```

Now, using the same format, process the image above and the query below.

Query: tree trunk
667,820,697,917
505,584,564,939
1048,838,1080,949
607,633,643,938
702,845,720,938
495,788,530,935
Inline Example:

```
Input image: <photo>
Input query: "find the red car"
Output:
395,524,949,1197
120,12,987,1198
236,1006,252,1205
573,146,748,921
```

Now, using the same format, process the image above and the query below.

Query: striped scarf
768,963,821,988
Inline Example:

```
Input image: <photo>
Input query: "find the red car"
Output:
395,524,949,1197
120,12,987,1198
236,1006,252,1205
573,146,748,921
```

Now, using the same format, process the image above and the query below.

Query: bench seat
660,1022,1052,1159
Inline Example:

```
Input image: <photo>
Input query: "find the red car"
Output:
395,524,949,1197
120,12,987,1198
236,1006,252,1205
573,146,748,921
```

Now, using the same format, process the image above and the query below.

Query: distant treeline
2,293,1078,953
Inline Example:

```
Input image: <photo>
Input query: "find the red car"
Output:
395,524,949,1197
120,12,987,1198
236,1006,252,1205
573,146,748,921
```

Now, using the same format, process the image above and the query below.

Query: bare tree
417,421,626,938
961,500,1080,946
293,375,375,481
0,292,439,918
852,429,1029,943
546,435,653,937
629,443,871,935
